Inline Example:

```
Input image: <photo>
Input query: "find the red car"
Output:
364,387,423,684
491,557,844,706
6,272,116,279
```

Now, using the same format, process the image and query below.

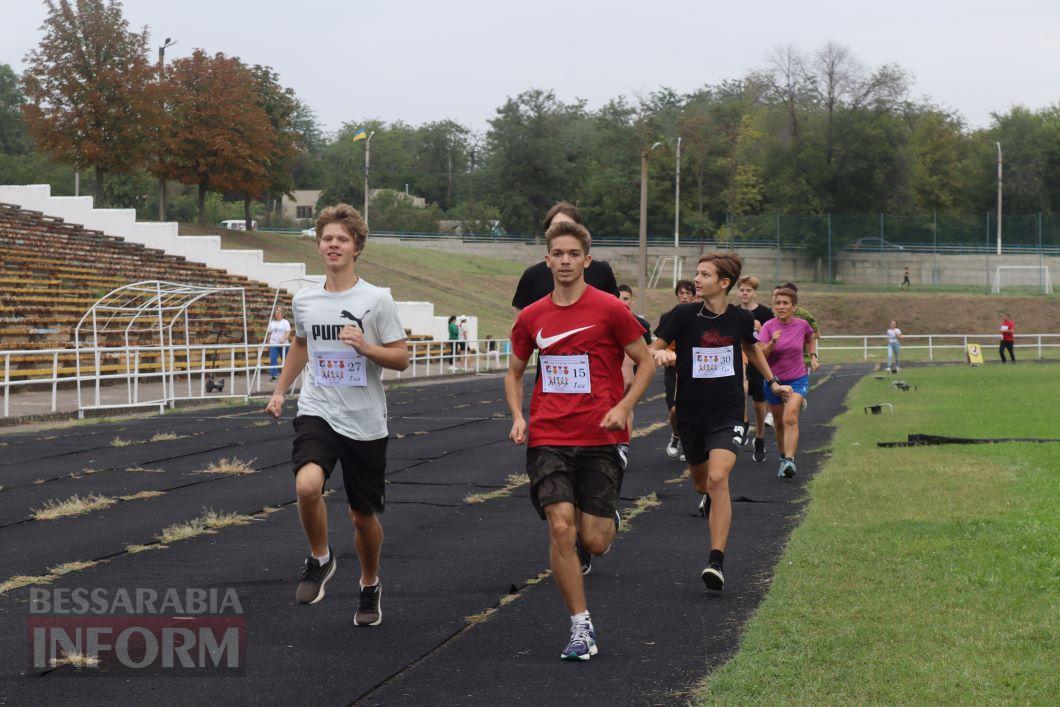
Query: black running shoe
576,536,592,576
701,562,725,591
295,550,336,605
354,582,382,626
753,437,766,463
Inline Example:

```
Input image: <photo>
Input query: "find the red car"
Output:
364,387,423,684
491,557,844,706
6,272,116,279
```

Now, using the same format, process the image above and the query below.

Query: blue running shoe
560,622,598,661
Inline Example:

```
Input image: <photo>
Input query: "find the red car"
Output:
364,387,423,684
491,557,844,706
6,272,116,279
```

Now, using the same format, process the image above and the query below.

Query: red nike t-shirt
511,285,647,447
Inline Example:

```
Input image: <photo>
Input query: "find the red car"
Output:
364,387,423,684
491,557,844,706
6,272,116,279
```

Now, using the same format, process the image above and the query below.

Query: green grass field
696,364,1059,704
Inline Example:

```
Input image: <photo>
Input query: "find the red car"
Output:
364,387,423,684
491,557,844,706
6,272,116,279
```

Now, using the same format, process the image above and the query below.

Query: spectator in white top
458,315,471,371
266,307,292,381
886,320,902,373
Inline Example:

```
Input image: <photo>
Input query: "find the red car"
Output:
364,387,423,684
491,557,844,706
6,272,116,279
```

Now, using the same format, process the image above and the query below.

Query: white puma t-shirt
293,279,406,440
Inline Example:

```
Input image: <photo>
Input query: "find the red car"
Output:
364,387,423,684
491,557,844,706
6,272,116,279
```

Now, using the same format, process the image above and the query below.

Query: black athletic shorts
291,415,387,514
525,445,621,520
747,366,766,403
664,367,677,409
675,419,743,466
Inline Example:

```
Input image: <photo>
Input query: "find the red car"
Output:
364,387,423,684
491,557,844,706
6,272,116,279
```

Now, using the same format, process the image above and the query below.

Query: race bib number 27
541,354,591,394
692,345,735,379
314,351,367,387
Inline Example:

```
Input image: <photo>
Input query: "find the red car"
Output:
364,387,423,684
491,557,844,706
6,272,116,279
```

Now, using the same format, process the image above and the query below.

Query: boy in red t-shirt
505,220,655,661
999,314,1015,363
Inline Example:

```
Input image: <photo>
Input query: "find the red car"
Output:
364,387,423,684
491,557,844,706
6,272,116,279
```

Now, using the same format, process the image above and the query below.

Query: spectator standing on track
886,320,902,373
999,314,1016,363
511,202,620,309
447,315,459,370
266,307,292,381
736,276,773,463
660,280,696,460
652,253,790,592
265,203,409,627
617,284,653,469
758,287,817,480
505,220,654,661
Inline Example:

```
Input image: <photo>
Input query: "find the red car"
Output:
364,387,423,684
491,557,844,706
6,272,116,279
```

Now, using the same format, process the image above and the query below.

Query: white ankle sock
314,551,330,566
571,610,591,626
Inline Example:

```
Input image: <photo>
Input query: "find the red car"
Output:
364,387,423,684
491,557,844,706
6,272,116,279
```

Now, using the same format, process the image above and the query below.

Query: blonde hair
315,203,368,255
738,275,760,290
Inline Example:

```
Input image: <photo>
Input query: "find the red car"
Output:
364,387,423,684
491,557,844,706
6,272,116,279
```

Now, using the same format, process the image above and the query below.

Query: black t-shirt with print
654,303,757,424
511,260,620,309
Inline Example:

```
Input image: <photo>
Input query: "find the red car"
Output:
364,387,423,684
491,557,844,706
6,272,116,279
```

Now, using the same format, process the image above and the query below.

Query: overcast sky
2,0,1057,135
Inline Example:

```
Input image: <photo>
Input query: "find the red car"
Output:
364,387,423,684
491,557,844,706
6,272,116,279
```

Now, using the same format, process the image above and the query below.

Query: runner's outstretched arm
504,353,529,444
743,340,792,403
601,339,655,430
266,336,309,418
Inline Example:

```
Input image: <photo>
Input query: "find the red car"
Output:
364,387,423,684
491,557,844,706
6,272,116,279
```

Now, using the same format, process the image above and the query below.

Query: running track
0,364,867,704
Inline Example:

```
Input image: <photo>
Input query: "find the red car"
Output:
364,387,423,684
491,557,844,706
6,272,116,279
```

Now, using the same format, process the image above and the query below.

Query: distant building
281,190,323,223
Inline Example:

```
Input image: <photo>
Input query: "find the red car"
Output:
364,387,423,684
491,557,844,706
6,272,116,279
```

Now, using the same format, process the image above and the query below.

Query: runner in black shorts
659,280,696,460
737,275,774,463
266,204,409,626
653,253,790,592
506,220,654,661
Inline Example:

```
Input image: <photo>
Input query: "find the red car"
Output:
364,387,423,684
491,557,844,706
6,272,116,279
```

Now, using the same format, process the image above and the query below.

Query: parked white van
220,219,257,231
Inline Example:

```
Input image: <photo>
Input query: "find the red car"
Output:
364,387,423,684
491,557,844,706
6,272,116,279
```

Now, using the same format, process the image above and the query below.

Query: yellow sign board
966,343,984,366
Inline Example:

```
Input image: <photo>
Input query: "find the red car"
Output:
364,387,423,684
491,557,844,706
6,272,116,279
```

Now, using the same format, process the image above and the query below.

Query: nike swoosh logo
536,325,595,349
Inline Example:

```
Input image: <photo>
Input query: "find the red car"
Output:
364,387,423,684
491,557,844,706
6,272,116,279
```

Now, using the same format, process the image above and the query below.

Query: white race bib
692,346,735,379
313,351,367,387
541,354,591,394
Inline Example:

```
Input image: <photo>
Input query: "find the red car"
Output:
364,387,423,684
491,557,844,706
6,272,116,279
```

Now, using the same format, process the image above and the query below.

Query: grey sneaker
698,494,710,519
576,536,592,576
354,582,382,626
295,550,336,605
560,622,598,661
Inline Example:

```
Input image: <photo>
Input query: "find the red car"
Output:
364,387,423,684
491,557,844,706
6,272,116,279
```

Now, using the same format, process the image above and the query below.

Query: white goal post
991,265,1053,294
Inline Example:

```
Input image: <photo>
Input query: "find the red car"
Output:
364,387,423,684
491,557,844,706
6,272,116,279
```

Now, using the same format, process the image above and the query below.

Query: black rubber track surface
0,365,865,704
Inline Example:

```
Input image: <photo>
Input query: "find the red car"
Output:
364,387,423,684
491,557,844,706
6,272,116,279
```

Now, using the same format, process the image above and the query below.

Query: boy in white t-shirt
266,307,292,381
266,203,409,626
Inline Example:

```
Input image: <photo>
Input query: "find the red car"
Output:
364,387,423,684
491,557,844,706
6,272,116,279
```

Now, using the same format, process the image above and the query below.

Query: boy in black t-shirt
737,275,774,462
653,253,790,592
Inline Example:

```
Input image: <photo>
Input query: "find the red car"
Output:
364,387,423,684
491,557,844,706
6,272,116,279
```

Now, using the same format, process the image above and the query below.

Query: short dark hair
774,281,798,293
674,279,694,295
698,252,743,294
543,201,582,230
617,284,633,296
773,287,798,305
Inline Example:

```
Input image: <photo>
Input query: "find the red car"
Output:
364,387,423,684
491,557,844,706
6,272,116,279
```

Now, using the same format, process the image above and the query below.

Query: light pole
673,136,681,288
363,130,376,228
638,141,662,305
995,141,1003,256
157,37,177,221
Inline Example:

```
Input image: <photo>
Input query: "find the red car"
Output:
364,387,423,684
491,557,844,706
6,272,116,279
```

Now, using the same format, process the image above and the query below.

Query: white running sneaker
764,412,774,428
665,434,681,458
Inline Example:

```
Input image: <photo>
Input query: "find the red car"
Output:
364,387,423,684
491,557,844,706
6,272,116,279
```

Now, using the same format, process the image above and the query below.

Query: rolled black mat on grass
878,433,1060,447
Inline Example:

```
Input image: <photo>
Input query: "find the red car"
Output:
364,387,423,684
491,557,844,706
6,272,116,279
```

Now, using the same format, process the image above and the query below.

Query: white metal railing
818,333,1060,361
0,338,512,419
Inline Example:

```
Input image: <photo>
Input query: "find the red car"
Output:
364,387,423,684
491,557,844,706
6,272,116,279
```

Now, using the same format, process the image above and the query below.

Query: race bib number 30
541,354,591,394
314,351,367,387
692,345,735,379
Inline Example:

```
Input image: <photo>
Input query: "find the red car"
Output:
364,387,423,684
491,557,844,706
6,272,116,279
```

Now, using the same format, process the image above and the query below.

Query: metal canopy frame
73,280,250,415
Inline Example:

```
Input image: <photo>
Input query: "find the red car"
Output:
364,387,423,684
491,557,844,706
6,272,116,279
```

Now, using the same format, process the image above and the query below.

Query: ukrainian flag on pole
352,128,368,142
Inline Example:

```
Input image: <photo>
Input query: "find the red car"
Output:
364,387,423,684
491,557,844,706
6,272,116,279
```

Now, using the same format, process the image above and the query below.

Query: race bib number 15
541,354,591,394
692,345,735,379
314,351,367,387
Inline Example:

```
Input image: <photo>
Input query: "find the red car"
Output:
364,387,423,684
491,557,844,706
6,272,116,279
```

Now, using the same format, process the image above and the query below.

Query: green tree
0,64,30,155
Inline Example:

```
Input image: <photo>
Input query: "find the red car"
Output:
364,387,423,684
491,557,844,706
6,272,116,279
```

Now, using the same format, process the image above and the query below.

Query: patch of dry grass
194,457,257,476
631,421,669,439
149,432,189,442
155,509,255,544
125,543,168,554
618,492,662,533
252,420,272,427
32,494,116,521
0,560,100,597
664,468,691,484
109,436,136,447
49,650,101,669
464,473,529,504
119,490,164,502
125,466,163,473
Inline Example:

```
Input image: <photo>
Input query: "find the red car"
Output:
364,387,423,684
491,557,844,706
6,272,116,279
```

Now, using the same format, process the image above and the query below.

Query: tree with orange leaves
21,0,158,206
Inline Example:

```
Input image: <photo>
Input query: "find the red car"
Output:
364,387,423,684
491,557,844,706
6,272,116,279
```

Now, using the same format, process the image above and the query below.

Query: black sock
709,549,725,566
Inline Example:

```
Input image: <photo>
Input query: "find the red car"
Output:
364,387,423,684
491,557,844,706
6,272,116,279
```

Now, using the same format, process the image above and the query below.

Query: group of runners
264,201,823,661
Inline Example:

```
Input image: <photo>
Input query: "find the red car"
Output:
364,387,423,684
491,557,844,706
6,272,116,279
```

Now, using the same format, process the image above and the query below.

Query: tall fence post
863,336,868,360
52,352,59,412
827,213,832,285
932,211,938,285
3,354,8,418
775,213,781,282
